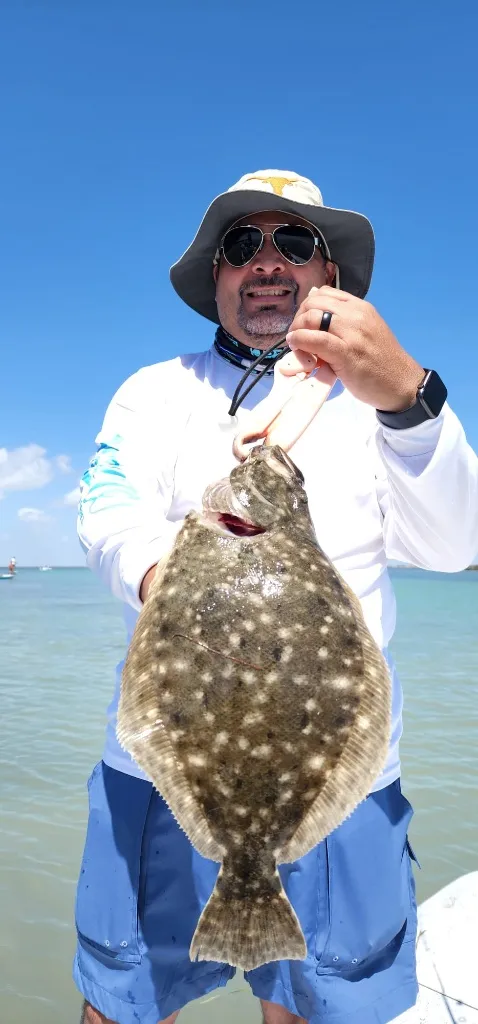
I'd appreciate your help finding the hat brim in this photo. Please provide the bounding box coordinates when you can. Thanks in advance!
[170,190,375,324]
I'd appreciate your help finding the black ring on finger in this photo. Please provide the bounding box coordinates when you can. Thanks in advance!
[320,310,333,332]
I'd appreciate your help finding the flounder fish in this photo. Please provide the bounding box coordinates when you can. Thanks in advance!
[117,445,391,971]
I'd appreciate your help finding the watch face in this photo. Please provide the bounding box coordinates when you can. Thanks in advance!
[418,370,447,418]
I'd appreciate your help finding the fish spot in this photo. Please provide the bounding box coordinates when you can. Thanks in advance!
[305,581,317,592]
[254,690,268,704]
[283,741,293,752]
[241,671,257,685]
[221,664,234,679]
[214,731,229,746]
[244,711,263,726]
[260,612,273,624]
[308,754,325,770]
[251,744,271,758]
[234,805,248,817]
[188,752,207,767]
[278,627,292,640]
[201,672,213,683]
[331,676,351,690]
[243,620,255,632]
[294,623,305,632]
[169,729,185,741]
[166,586,177,596]
[194,689,204,700]
[293,674,307,685]
[320,625,329,635]
[279,771,291,782]
[281,645,293,664]
[162,691,173,703]
[229,633,241,647]
[204,712,215,724]
[303,789,316,801]
[192,591,203,601]
[325,615,333,624]
[258,808,271,819]
[318,647,328,659]
[146,709,156,720]
[342,658,352,667]
[248,594,263,607]
[237,736,250,750]
[248,821,261,833]
[305,698,317,711]
[302,723,313,734]
[358,715,370,730]
[278,789,293,803]
[265,671,278,684]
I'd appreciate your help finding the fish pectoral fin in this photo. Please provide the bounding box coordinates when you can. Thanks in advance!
[116,707,222,863]
[190,859,306,971]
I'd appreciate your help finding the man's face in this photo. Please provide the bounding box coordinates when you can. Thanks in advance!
[214,210,335,349]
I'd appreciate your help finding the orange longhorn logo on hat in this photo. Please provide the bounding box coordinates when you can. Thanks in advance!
[243,175,299,196]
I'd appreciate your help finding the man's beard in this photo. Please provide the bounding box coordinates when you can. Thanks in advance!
[237,276,298,343]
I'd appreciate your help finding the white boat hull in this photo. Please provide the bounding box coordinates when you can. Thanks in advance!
[392,871,478,1023]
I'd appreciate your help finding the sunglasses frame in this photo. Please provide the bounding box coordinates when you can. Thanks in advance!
[214,222,330,269]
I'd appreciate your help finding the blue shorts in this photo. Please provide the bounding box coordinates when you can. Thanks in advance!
[73,762,418,1024]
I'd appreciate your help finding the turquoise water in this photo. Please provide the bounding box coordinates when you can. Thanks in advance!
[0,567,477,1023]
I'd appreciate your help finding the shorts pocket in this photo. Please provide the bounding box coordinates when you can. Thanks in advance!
[75,762,153,965]
[316,780,414,973]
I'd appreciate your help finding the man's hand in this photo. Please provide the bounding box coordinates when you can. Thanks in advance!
[286,285,424,412]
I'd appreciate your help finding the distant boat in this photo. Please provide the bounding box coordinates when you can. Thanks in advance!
[39,566,52,572]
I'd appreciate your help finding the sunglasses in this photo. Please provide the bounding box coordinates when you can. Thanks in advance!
[216,223,329,269]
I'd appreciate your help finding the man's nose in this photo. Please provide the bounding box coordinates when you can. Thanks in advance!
[250,234,287,275]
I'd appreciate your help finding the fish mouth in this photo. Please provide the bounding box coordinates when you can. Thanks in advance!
[217,513,266,537]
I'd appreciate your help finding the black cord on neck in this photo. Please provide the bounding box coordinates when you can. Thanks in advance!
[228,340,290,417]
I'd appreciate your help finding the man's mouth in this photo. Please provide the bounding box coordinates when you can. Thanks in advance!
[245,287,292,300]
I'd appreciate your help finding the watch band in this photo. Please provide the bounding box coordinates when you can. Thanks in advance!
[376,369,447,430]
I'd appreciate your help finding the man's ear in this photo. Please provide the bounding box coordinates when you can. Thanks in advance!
[326,261,337,287]
[213,263,219,284]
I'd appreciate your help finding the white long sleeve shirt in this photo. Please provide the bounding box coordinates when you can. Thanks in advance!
[78,345,478,790]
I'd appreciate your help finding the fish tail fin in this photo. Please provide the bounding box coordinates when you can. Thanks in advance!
[190,855,306,971]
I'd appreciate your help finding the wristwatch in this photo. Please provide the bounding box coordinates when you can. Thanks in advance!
[376,369,447,429]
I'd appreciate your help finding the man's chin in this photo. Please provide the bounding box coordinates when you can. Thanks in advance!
[239,312,292,347]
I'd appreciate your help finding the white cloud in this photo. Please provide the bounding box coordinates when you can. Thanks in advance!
[0,445,54,497]
[18,507,52,523]
[64,485,81,507]
[0,445,75,499]
[55,455,73,474]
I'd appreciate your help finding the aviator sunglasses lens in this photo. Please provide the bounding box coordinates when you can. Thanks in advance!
[273,225,316,264]
[222,226,263,267]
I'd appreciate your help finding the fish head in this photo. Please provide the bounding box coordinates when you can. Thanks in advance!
[203,444,312,534]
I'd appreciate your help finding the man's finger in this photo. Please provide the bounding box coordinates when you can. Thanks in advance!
[285,327,343,361]
[289,306,344,334]
[309,284,354,303]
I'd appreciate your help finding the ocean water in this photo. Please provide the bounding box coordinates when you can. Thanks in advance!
[0,567,477,1024]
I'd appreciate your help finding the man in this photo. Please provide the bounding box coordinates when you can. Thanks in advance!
[75,170,478,1024]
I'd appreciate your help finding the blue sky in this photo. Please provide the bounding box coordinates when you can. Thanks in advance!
[1,0,477,566]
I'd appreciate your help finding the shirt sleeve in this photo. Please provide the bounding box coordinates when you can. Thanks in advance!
[77,368,184,610]
[370,402,478,571]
